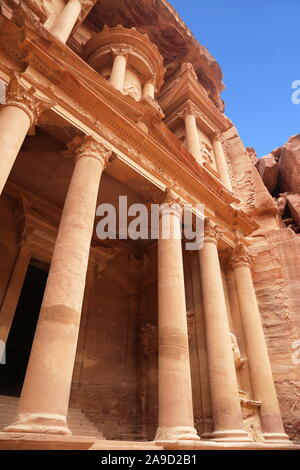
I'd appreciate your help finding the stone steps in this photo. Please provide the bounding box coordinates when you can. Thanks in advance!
[0,395,103,439]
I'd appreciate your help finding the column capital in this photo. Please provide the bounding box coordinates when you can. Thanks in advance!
[230,242,253,269]
[203,218,222,244]
[154,187,183,216]
[111,45,132,58]
[177,100,201,120]
[79,0,93,7]
[145,74,157,86]
[65,135,112,168]
[212,130,224,143]
[78,0,94,20]
[2,73,56,129]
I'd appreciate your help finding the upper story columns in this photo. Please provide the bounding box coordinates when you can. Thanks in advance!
[212,132,232,191]
[0,73,55,195]
[49,0,93,43]
[178,101,203,165]
[84,25,164,103]
[110,46,130,92]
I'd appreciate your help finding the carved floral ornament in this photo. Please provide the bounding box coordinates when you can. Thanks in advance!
[111,45,132,58]
[78,0,94,21]
[177,100,201,120]
[64,135,112,168]
[2,72,56,129]
[230,242,254,269]
[203,218,223,244]
[153,187,183,216]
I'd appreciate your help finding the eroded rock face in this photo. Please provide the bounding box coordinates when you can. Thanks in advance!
[256,135,300,233]
[279,135,300,193]
[225,128,300,441]
[286,194,300,228]
[257,154,279,194]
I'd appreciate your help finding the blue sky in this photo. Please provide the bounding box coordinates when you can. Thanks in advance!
[169,0,300,157]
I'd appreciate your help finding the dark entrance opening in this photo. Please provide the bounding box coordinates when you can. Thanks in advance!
[0,260,48,397]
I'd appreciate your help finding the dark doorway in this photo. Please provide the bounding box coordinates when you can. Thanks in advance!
[0,260,48,397]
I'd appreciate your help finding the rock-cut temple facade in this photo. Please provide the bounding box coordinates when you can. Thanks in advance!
[0,0,299,450]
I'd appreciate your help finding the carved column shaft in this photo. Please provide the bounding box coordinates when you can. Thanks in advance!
[198,220,248,441]
[179,102,202,164]
[4,136,111,435]
[212,134,232,191]
[231,244,289,442]
[143,81,155,100]
[110,49,128,92]
[50,0,84,43]
[156,192,199,441]
[0,74,55,195]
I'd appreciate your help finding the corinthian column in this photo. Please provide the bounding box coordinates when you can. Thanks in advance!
[110,47,129,92]
[155,189,199,441]
[178,101,203,164]
[198,219,248,441]
[212,133,232,191]
[143,76,156,100]
[230,243,289,442]
[0,73,55,195]
[50,0,93,43]
[4,136,111,435]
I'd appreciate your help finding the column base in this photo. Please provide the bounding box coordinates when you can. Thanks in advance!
[3,413,71,435]
[263,432,290,443]
[209,429,251,442]
[155,426,200,441]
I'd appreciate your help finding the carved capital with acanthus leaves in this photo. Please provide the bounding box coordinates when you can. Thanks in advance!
[2,72,56,131]
[153,187,183,217]
[177,100,201,120]
[64,135,112,168]
[212,130,224,143]
[203,218,222,244]
[111,45,132,58]
[78,0,94,20]
[230,242,254,269]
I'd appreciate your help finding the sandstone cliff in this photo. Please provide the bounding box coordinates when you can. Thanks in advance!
[224,129,300,441]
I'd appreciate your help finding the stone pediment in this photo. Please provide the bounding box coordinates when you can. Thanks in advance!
[160,63,230,134]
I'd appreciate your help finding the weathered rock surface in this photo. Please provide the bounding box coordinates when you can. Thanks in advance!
[225,127,300,441]
[286,194,300,227]
[256,154,278,193]
[279,134,300,193]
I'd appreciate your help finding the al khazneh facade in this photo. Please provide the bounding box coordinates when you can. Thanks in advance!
[0,0,299,450]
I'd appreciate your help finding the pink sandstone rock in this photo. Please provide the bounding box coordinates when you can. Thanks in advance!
[279,134,300,193]
[257,154,279,194]
[286,194,300,227]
